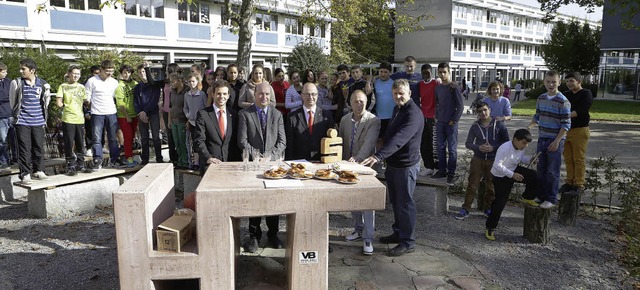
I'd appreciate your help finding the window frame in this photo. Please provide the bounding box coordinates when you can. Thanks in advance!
[124,0,164,18]
[50,0,101,11]
[178,1,209,23]
[454,37,466,51]
[255,11,277,32]
[485,40,496,53]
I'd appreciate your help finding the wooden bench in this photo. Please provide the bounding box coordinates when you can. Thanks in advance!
[376,170,449,216]
[15,166,141,218]
[0,158,68,201]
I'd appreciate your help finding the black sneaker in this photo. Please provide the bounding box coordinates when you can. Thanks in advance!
[379,234,400,244]
[431,171,447,179]
[110,159,127,168]
[559,183,572,193]
[67,167,77,176]
[446,174,455,186]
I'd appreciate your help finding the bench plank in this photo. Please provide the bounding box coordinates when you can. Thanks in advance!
[14,167,141,190]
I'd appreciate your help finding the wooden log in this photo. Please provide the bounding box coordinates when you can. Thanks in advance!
[523,206,551,244]
[558,189,581,226]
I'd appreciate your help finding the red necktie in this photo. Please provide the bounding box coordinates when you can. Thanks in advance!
[219,109,225,139]
[308,110,314,135]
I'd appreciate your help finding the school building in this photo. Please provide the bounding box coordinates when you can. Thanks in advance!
[0,0,331,71]
[598,0,640,100]
[395,0,601,89]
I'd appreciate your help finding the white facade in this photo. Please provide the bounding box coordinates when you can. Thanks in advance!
[0,0,331,69]
[396,0,600,86]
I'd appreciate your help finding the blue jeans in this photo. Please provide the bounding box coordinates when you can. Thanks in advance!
[92,114,120,163]
[436,121,458,174]
[536,137,565,204]
[385,162,420,248]
[0,117,11,165]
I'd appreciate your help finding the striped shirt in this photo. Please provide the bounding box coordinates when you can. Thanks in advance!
[533,92,571,139]
[16,79,45,127]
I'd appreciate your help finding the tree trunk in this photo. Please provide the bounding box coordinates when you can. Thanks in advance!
[235,0,254,70]
[558,189,581,226]
[523,206,551,244]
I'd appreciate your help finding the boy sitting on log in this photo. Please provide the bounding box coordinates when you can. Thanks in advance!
[485,129,538,241]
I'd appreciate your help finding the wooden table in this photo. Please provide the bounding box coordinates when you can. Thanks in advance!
[196,162,386,289]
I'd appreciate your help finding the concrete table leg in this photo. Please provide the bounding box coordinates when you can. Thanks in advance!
[286,211,329,290]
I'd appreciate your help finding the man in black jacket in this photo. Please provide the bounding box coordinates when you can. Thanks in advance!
[362,79,423,256]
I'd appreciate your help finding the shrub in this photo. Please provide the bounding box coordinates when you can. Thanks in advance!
[286,41,330,74]
[75,45,145,82]
[524,82,598,99]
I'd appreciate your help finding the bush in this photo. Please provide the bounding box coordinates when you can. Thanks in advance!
[286,41,330,74]
[524,83,598,99]
[75,45,145,82]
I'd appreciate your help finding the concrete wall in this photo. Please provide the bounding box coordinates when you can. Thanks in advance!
[395,0,453,62]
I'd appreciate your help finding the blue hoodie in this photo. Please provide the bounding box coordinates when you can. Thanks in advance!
[465,118,509,160]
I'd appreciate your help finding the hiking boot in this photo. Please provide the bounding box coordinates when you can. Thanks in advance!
[345,231,362,242]
[485,229,496,241]
[32,171,49,180]
[454,209,469,220]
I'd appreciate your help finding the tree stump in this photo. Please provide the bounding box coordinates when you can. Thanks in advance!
[558,189,581,226]
[476,180,486,211]
[523,206,551,244]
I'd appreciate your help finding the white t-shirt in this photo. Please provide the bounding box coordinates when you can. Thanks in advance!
[85,75,118,115]
[491,141,531,178]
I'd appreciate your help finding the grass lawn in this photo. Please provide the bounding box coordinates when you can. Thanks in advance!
[512,98,640,123]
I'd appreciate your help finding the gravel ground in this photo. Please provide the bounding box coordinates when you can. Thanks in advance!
[0,185,637,289]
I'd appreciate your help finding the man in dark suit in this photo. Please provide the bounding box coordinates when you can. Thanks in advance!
[237,82,287,253]
[286,82,334,161]
[193,80,239,175]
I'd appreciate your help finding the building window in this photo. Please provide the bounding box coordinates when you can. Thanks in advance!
[499,34,510,39]
[470,39,481,52]
[469,7,483,21]
[320,24,326,38]
[499,42,508,54]
[255,11,277,31]
[524,37,533,42]
[310,24,326,37]
[524,45,533,55]
[535,46,541,56]
[4,0,25,2]
[486,40,496,53]
[454,28,467,34]
[454,37,466,51]
[487,11,497,24]
[500,13,510,26]
[285,17,303,35]
[470,30,482,36]
[512,44,521,55]
[513,16,522,28]
[51,0,100,10]
[512,36,522,40]
[221,5,239,26]
[178,2,208,23]
[454,4,466,19]
[525,18,534,29]
[124,0,163,18]
[486,32,497,37]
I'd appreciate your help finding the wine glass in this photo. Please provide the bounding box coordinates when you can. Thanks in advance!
[242,148,250,171]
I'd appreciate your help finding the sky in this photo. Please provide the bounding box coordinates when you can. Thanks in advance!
[512,0,603,22]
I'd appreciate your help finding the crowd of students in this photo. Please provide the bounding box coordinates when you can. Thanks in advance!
[0,56,592,253]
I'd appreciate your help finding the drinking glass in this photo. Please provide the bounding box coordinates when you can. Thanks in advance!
[252,151,262,171]
[242,148,250,171]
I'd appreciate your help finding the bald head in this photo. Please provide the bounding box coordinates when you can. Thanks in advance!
[350,90,367,116]
[255,82,271,109]
[301,82,318,109]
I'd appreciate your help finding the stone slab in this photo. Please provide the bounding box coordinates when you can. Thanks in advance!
[370,259,414,289]
[28,174,132,218]
[392,246,474,277]
[412,276,448,290]
[0,174,28,201]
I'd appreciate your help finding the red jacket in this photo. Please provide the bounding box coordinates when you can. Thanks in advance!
[418,79,437,118]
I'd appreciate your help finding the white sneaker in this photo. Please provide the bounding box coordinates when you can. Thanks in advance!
[31,171,49,180]
[363,241,373,255]
[21,175,32,185]
[539,201,556,209]
[86,148,92,156]
[345,231,362,241]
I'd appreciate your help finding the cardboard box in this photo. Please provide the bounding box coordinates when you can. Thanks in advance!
[156,214,195,253]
